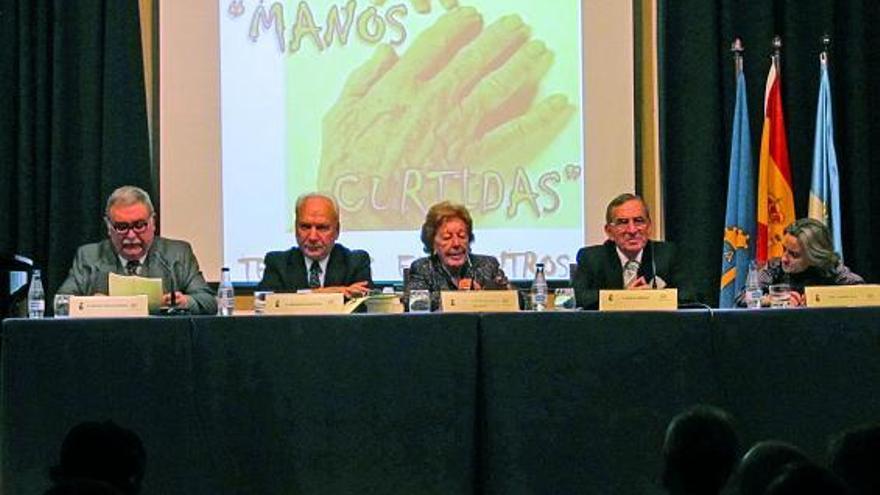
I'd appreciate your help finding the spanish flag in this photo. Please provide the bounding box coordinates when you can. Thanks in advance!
[756,59,795,262]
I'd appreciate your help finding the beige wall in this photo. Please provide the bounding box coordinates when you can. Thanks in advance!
[158,0,223,279]
[139,0,153,134]
[635,0,663,237]
[583,0,637,245]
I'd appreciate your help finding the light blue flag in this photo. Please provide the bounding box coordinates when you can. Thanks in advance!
[720,68,755,308]
[808,56,843,258]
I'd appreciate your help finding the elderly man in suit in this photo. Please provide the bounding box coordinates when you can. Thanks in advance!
[256,193,372,297]
[573,193,692,309]
[57,185,216,314]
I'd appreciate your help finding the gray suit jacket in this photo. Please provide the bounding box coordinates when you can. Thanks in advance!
[57,237,217,314]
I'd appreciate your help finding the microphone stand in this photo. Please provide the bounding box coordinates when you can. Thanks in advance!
[154,252,190,315]
[651,242,658,289]
[464,253,475,290]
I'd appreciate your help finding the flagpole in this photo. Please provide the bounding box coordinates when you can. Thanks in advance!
[809,33,844,257]
[731,37,744,74]
[821,33,831,64]
[757,34,795,262]
[772,35,782,72]
[720,37,755,307]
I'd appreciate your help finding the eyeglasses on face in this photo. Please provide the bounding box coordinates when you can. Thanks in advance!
[107,218,151,234]
[610,217,648,229]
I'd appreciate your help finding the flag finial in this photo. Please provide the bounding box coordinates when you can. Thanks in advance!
[820,34,831,63]
[771,36,783,70]
[731,38,744,73]
[731,38,744,54]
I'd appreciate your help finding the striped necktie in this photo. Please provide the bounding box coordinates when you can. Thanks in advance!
[623,260,639,287]
[126,260,140,276]
[308,261,322,288]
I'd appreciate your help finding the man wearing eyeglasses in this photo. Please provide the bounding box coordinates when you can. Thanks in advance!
[572,193,690,309]
[57,185,216,314]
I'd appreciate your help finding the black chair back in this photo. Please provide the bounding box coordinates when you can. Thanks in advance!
[1,254,33,319]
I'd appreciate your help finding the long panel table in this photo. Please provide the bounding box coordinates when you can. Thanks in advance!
[478,309,880,494]
[4,308,880,494]
[2,314,480,494]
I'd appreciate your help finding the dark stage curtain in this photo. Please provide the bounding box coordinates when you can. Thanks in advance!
[0,1,151,295]
[659,0,880,305]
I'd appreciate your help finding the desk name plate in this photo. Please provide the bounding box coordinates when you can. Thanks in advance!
[264,293,345,315]
[599,288,678,311]
[69,295,149,318]
[440,290,520,312]
[804,284,880,308]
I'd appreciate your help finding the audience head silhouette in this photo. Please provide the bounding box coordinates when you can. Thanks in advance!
[661,404,740,495]
[828,423,880,495]
[735,440,809,495]
[48,421,145,495]
[763,462,849,495]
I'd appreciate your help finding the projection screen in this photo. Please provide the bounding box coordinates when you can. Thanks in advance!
[159,0,636,283]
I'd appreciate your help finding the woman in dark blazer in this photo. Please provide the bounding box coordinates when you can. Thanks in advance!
[407,201,510,311]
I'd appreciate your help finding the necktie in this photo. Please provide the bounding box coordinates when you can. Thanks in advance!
[308,261,322,288]
[623,260,640,287]
[126,260,140,276]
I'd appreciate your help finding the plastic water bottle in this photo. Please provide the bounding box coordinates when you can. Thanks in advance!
[530,262,548,311]
[28,269,46,318]
[744,260,763,309]
[217,267,235,316]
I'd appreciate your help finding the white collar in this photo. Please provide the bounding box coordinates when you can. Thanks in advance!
[304,254,330,285]
[118,253,148,272]
[615,246,643,269]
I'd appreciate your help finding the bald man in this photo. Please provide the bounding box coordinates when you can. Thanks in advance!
[256,193,372,297]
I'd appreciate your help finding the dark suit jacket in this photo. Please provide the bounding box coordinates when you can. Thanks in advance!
[256,244,372,292]
[57,237,217,314]
[407,253,510,311]
[573,240,692,309]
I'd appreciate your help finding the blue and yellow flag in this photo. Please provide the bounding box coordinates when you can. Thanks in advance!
[808,54,843,257]
[720,67,755,308]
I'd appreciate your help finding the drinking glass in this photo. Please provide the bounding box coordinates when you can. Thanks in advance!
[769,284,791,308]
[53,294,70,318]
[554,288,576,310]
[408,289,431,313]
[253,291,272,315]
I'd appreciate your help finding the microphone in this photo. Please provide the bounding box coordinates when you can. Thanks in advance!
[153,251,187,314]
[464,253,475,290]
[651,241,658,289]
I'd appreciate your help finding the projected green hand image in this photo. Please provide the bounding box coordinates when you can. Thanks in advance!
[372,0,458,14]
[317,6,576,230]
